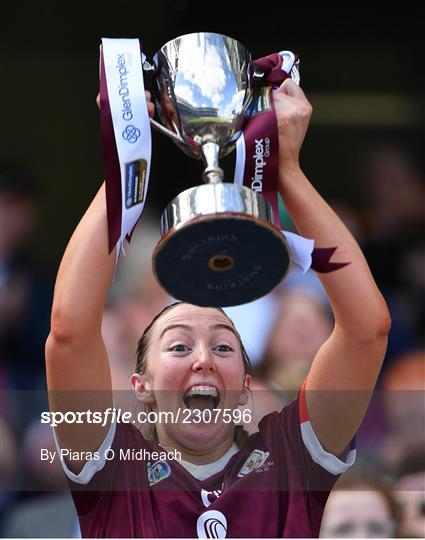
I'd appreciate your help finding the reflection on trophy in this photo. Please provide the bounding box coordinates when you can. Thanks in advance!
[147,32,291,307]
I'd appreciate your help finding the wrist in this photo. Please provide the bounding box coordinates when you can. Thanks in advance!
[278,160,303,189]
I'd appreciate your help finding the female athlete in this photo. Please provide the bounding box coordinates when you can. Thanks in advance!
[45,79,391,538]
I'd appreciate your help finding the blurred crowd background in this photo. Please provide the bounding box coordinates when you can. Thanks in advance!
[1,3,424,538]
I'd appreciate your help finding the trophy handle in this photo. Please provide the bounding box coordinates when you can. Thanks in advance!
[149,117,184,145]
[143,59,185,146]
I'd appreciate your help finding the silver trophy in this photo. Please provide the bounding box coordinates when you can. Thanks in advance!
[146,32,291,307]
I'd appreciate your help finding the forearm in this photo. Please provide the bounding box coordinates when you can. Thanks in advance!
[274,80,390,451]
[51,182,116,339]
[279,165,390,338]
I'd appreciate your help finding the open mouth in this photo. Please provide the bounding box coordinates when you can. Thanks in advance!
[183,385,221,410]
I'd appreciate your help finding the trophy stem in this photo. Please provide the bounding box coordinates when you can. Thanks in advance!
[201,141,224,184]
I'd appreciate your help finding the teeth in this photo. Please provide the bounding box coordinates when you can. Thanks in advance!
[185,385,218,398]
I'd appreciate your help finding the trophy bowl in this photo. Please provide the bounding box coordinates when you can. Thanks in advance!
[149,32,291,307]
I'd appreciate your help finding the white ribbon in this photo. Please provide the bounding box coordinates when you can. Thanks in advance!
[282,231,314,274]
[101,38,151,254]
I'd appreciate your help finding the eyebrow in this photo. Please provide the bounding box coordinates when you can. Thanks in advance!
[159,323,238,339]
[160,324,192,339]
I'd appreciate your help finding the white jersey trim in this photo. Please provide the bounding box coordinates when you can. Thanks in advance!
[178,442,239,481]
[55,422,239,484]
[53,421,117,485]
[300,420,356,475]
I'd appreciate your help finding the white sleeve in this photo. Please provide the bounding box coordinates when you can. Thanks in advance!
[300,420,356,475]
[52,421,117,485]
[298,382,356,475]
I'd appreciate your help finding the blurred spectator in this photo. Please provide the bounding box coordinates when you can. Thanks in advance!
[20,420,67,492]
[255,286,333,402]
[320,466,400,538]
[0,418,18,488]
[356,144,425,360]
[0,166,53,405]
[1,419,80,534]
[107,213,170,313]
[224,264,329,369]
[245,378,286,435]
[0,418,18,531]
[101,299,161,410]
[379,349,425,470]
[393,448,425,538]
[2,492,79,538]
[358,144,424,241]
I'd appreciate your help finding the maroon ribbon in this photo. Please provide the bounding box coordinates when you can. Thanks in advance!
[99,47,122,253]
[240,91,280,225]
[246,53,350,274]
[240,53,297,228]
[251,53,299,86]
[311,247,351,273]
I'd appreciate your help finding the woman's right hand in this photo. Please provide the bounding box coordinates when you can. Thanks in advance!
[96,90,155,118]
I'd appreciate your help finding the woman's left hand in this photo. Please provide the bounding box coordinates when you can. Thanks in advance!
[273,79,313,174]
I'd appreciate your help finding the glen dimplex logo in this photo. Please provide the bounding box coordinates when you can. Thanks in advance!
[251,137,270,192]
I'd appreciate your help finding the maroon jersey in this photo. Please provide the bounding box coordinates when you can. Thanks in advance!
[62,389,355,538]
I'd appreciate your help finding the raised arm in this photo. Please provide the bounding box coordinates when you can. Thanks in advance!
[45,93,154,469]
[45,183,115,464]
[274,80,391,456]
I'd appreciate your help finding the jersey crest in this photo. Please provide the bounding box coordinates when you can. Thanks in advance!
[237,449,270,477]
[146,460,171,486]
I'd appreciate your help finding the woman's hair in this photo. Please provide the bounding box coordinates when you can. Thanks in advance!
[327,466,401,537]
[134,302,252,446]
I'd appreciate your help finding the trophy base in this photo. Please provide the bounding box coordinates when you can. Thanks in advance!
[153,214,290,307]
